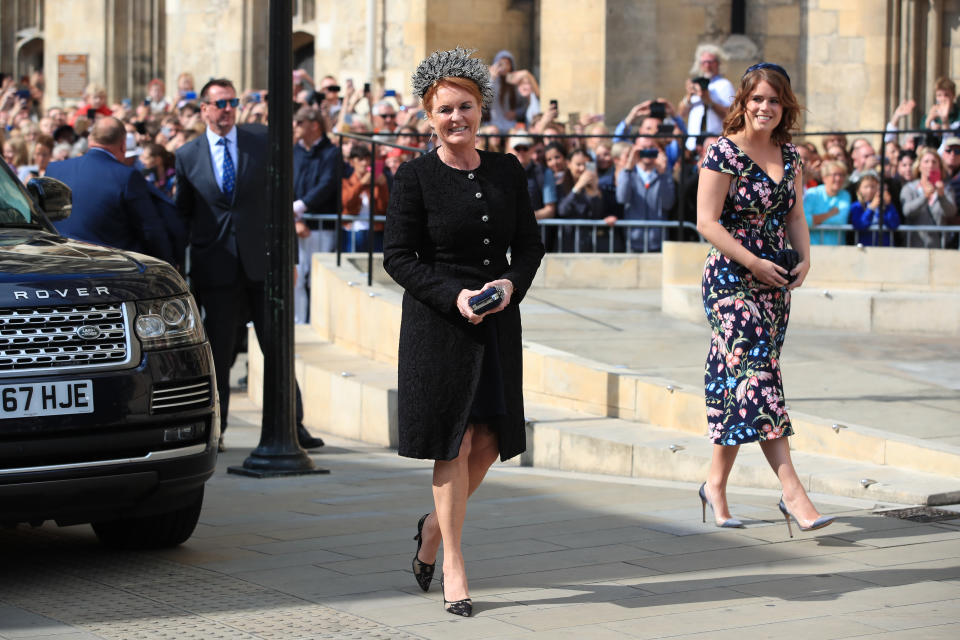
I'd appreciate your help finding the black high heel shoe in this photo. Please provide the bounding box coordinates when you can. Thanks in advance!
[412,513,435,592]
[440,576,473,617]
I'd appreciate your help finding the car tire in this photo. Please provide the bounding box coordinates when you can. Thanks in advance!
[91,487,204,549]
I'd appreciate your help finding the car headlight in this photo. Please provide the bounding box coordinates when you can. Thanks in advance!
[134,295,205,349]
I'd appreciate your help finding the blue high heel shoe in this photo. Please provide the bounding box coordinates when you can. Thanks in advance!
[699,483,745,528]
[777,498,835,538]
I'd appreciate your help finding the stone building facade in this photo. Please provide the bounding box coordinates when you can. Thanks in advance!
[0,0,957,134]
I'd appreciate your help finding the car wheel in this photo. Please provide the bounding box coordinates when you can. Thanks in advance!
[92,487,204,549]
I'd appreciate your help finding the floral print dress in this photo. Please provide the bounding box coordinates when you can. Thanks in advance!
[701,137,800,445]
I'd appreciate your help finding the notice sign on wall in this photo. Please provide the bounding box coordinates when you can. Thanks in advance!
[58,54,88,99]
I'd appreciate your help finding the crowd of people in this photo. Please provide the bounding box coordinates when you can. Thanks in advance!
[2,46,959,327]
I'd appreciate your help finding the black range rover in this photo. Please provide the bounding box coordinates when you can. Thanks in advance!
[0,165,217,548]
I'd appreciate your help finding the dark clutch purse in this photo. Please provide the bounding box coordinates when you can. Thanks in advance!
[734,248,800,285]
[468,286,504,314]
[775,249,800,284]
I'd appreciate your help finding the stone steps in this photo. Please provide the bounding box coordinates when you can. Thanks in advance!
[247,327,960,506]
[520,341,960,481]
[522,404,960,506]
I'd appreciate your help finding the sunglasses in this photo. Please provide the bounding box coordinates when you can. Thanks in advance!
[945,147,960,154]
[381,113,397,119]
[513,145,530,152]
[207,98,240,109]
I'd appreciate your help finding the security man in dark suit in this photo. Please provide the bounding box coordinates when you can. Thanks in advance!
[46,117,174,264]
[175,78,323,451]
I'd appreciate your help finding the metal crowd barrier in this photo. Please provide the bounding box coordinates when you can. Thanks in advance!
[810,224,960,249]
[304,213,960,255]
[322,127,960,285]
[538,219,700,253]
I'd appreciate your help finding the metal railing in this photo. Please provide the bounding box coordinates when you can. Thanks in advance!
[538,219,700,253]
[311,127,960,285]
[810,223,960,249]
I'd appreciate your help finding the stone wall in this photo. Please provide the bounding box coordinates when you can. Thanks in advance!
[164,0,249,94]
[539,0,606,118]
[545,0,805,131]
[305,0,532,105]
[43,0,109,103]
[802,0,887,132]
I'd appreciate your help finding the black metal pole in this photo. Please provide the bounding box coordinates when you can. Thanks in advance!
[230,0,327,478]
[877,130,886,245]
[368,140,376,286]
[677,134,686,241]
[336,135,344,266]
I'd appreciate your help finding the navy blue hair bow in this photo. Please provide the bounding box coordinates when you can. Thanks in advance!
[743,62,791,84]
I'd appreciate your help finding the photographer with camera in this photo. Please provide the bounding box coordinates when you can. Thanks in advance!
[614,99,683,171]
[616,119,676,252]
[678,45,735,152]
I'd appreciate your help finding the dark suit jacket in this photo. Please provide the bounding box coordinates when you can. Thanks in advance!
[175,127,268,287]
[46,148,174,263]
[146,182,187,269]
[293,136,340,228]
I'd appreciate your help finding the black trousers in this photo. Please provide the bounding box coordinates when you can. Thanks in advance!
[196,272,303,432]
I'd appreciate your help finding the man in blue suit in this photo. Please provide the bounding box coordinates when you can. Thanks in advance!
[176,78,322,451]
[45,117,174,264]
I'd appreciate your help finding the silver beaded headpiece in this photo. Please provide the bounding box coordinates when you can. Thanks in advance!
[411,47,493,108]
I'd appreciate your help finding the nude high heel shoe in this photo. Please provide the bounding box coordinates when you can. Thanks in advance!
[699,483,745,528]
[778,498,835,538]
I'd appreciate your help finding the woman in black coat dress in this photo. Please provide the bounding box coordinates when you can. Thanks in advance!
[383,48,545,617]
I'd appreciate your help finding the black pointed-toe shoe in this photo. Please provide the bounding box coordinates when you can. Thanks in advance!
[412,513,435,592]
[440,577,472,617]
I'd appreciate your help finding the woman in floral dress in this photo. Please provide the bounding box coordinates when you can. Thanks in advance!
[696,63,834,535]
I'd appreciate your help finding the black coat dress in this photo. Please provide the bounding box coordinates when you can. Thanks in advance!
[383,149,545,461]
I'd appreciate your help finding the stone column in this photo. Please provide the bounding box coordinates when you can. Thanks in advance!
[926,0,943,98]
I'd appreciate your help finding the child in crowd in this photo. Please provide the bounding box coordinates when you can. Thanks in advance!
[849,171,899,246]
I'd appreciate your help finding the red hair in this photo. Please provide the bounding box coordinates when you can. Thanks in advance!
[422,77,483,114]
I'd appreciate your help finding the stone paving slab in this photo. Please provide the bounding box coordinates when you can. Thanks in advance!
[1,395,959,639]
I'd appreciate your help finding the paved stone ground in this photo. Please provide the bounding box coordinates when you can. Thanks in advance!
[1,394,959,639]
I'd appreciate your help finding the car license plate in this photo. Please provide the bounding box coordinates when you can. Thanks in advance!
[0,381,94,419]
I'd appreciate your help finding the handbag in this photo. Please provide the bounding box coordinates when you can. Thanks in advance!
[774,248,800,284]
[734,247,800,285]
